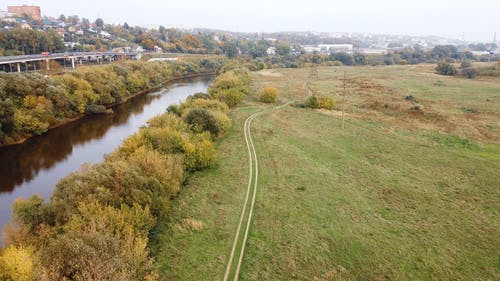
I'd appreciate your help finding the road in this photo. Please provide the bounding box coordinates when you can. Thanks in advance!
[0,51,140,64]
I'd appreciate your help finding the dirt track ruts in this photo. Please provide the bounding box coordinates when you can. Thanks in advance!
[222,110,261,281]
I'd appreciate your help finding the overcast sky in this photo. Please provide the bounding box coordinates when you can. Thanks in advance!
[2,0,499,42]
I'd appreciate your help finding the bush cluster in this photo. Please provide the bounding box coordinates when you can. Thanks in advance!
[462,67,479,79]
[258,87,279,103]
[435,61,458,76]
[0,58,227,145]
[0,67,244,280]
[208,66,250,107]
[305,95,336,110]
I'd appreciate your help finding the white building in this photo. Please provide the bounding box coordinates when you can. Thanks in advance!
[302,44,354,54]
[302,45,320,53]
[0,10,14,18]
[266,47,276,56]
[318,44,354,54]
[153,45,163,53]
[100,30,111,38]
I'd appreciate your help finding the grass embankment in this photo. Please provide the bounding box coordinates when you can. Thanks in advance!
[155,64,499,280]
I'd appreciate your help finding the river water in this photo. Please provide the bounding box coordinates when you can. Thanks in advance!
[0,76,213,240]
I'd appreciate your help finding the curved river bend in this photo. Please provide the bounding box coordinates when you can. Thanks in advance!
[0,76,213,240]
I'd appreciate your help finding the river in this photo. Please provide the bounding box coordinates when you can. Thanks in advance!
[0,76,213,241]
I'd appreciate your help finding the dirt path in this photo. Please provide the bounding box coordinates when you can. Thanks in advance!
[223,110,261,281]
[223,78,293,281]
[224,106,293,281]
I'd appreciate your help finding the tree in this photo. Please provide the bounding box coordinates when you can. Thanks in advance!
[222,42,238,58]
[184,108,220,136]
[431,45,458,60]
[82,18,91,29]
[435,61,458,76]
[276,42,291,56]
[462,67,479,79]
[353,53,366,65]
[0,245,39,281]
[0,98,15,137]
[259,87,279,103]
[0,28,64,55]
[249,40,270,58]
[67,15,79,25]
[332,52,354,65]
[460,61,472,69]
[95,18,104,28]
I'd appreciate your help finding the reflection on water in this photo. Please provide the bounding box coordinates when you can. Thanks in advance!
[0,94,154,193]
[0,76,212,234]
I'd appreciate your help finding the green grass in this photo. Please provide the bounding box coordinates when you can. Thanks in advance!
[150,108,254,280]
[152,65,500,280]
[242,108,499,280]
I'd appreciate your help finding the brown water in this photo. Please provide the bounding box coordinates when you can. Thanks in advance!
[0,76,212,240]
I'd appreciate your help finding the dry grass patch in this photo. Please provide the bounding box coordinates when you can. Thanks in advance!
[170,218,206,233]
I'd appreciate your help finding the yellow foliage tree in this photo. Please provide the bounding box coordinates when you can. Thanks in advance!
[0,245,39,281]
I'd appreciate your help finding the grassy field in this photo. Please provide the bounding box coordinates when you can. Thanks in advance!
[152,64,500,280]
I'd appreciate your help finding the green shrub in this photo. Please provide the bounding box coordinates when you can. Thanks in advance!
[42,202,157,281]
[166,104,181,116]
[316,97,336,109]
[209,110,232,134]
[147,113,188,131]
[183,108,221,136]
[13,110,49,136]
[188,92,211,100]
[208,67,249,107]
[141,127,185,154]
[259,87,279,103]
[305,95,335,110]
[86,104,108,114]
[461,67,479,79]
[435,62,458,76]
[182,132,217,171]
[211,88,244,107]
[0,245,39,281]
[179,98,229,114]
[12,195,54,232]
[460,60,472,69]
[305,95,318,108]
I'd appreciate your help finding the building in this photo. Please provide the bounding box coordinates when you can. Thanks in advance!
[0,10,14,19]
[266,47,276,56]
[153,45,163,53]
[318,44,354,54]
[302,45,321,53]
[302,44,354,54]
[7,5,41,20]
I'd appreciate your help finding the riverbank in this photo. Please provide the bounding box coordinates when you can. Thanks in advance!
[0,72,216,148]
[0,76,214,240]
[0,66,251,280]
[0,58,226,147]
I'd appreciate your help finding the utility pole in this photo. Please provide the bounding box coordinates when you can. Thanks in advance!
[489,32,496,63]
[341,71,347,132]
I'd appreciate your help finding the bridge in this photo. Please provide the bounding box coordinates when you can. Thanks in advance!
[0,51,142,72]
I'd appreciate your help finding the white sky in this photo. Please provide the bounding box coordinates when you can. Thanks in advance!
[2,0,499,42]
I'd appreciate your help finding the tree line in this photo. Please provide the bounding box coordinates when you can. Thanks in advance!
[0,58,227,146]
[0,28,65,56]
